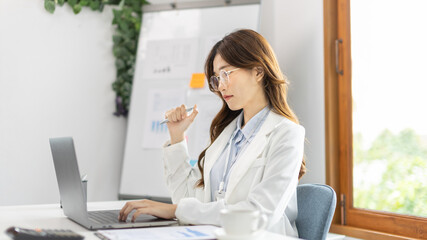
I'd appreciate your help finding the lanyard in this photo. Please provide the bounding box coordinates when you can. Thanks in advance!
[217,136,240,196]
[216,108,270,200]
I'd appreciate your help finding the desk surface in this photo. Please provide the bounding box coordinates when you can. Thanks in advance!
[0,201,297,240]
[0,201,125,240]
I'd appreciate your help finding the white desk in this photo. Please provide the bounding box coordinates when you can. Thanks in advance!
[0,201,298,240]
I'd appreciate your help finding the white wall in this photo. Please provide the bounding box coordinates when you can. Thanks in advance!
[260,0,326,184]
[0,0,127,206]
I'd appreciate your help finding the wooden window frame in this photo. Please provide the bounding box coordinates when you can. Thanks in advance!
[324,0,427,239]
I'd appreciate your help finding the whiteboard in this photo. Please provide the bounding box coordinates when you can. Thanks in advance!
[119,3,260,199]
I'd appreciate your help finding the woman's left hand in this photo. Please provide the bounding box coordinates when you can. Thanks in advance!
[118,199,177,222]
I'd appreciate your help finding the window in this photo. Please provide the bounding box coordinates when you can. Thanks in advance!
[324,0,427,238]
[351,0,427,219]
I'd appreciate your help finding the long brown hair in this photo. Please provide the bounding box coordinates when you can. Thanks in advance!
[196,29,306,188]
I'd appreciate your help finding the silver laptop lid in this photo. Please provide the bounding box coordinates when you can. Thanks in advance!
[50,137,89,225]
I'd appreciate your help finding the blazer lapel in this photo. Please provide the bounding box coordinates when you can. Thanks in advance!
[225,111,284,198]
[202,117,238,202]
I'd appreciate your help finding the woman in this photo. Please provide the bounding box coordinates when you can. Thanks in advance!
[119,29,306,237]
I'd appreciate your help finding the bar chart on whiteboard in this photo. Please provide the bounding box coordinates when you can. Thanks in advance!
[141,88,186,149]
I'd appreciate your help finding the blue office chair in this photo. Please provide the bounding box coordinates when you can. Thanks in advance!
[296,184,337,240]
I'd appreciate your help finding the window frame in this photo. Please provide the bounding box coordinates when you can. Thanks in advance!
[324,0,427,239]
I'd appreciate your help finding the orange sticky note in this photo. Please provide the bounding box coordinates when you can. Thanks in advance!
[189,73,205,88]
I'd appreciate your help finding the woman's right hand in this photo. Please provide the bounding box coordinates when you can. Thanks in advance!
[165,104,198,144]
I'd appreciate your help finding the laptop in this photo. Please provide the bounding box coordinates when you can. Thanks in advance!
[49,137,177,230]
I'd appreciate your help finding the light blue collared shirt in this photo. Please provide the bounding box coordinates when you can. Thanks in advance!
[210,106,270,200]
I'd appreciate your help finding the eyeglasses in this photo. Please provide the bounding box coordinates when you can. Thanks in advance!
[209,68,240,91]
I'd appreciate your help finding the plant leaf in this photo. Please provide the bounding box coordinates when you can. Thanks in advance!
[44,0,56,13]
[68,0,77,6]
[99,2,105,11]
[115,59,126,70]
[118,21,129,32]
[118,0,124,9]
[80,0,89,6]
[73,4,82,14]
[112,81,120,91]
[112,35,123,44]
[57,0,65,6]
[90,0,100,10]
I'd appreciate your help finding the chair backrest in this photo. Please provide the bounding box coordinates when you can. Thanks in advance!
[296,184,337,240]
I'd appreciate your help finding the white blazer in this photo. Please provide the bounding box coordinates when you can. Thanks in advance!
[162,110,305,237]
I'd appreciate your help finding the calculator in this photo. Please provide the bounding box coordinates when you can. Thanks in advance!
[5,226,84,240]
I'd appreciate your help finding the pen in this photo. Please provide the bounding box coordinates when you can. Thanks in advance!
[160,107,194,124]
[94,232,110,240]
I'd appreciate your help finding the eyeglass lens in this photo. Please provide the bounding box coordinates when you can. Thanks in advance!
[210,70,229,90]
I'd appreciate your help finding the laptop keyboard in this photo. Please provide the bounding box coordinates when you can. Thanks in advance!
[88,210,123,224]
[88,210,163,224]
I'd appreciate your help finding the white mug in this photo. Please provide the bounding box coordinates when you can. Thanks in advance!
[220,209,268,236]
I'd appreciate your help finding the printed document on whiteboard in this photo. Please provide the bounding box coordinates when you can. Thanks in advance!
[141,38,198,80]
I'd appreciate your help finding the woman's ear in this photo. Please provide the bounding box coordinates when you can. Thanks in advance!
[254,66,264,82]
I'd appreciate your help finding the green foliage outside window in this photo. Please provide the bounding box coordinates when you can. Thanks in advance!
[44,0,149,117]
[353,129,427,217]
